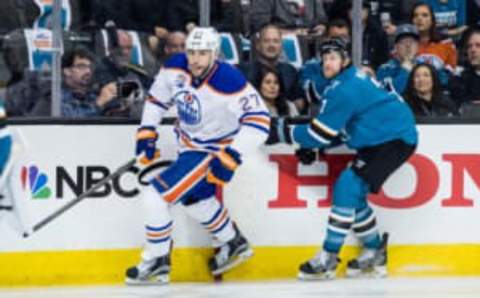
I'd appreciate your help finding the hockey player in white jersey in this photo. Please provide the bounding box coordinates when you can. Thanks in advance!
[125,27,270,285]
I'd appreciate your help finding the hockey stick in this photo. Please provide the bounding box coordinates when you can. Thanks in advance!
[24,158,137,238]
[137,160,173,185]
[24,158,174,238]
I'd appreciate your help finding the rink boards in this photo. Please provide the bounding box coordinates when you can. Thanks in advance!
[0,124,480,285]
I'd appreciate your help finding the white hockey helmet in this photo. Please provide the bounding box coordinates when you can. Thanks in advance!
[186,27,221,56]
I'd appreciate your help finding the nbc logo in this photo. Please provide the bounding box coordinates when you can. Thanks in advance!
[21,165,52,199]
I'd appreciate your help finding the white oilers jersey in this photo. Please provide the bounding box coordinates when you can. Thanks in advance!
[141,53,270,153]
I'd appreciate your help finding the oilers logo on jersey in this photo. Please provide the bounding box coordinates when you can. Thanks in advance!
[175,91,202,125]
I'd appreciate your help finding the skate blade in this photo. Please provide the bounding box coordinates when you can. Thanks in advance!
[297,270,336,281]
[125,275,169,286]
[346,266,387,279]
[211,248,254,276]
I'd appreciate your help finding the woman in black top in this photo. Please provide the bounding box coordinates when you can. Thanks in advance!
[254,65,298,117]
[403,63,458,117]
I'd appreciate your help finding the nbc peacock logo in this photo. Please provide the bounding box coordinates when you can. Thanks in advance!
[21,165,52,199]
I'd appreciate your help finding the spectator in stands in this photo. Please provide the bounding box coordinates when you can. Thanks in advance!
[60,48,117,117]
[28,47,121,117]
[117,30,134,65]
[347,0,390,70]
[403,63,457,117]
[114,29,162,78]
[249,0,328,35]
[90,0,128,29]
[421,0,467,39]
[411,2,458,72]
[326,18,351,43]
[377,24,420,93]
[326,1,413,44]
[96,29,153,90]
[155,31,187,68]
[115,29,159,78]
[372,0,417,29]
[449,29,480,108]
[62,47,116,117]
[166,0,198,32]
[328,0,415,35]
[239,24,305,112]
[467,0,480,27]
[164,31,187,58]
[254,66,298,116]
[212,0,248,34]
[5,70,51,117]
[0,0,38,34]
[166,0,243,34]
[127,0,170,35]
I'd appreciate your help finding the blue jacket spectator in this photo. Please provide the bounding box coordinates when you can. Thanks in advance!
[378,24,450,93]
[377,24,419,93]
[60,88,100,117]
[28,47,120,117]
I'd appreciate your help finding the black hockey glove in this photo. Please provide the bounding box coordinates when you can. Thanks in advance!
[266,117,312,145]
[295,148,317,165]
[265,117,293,145]
[329,130,348,148]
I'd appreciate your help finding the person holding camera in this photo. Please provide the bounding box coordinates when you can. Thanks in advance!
[29,46,136,117]
[60,47,117,117]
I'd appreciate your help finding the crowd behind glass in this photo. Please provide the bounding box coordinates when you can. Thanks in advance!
[0,0,479,119]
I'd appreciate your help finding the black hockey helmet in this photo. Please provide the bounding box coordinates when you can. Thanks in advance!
[318,37,350,59]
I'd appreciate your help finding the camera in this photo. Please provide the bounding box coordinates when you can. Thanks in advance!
[117,79,141,99]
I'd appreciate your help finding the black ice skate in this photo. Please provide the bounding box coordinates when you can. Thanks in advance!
[298,251,340,280]
[346,233,389,278]
[125,255,170,285]
[209,227,253,276]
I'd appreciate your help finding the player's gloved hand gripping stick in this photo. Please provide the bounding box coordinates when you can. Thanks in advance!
[207,147,242,186]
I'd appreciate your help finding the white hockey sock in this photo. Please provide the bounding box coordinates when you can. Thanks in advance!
[182,197,236,244]
[141,186,173,261]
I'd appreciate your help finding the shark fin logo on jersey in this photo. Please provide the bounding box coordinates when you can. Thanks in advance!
[175,91,202,125]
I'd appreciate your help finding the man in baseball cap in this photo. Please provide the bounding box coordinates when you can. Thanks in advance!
[394,24,420,43]
[377,24,420,93]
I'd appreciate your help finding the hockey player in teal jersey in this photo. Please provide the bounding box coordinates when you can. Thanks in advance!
[267,37,418,280]
[0,99,31,236]
[0,99,12,209]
